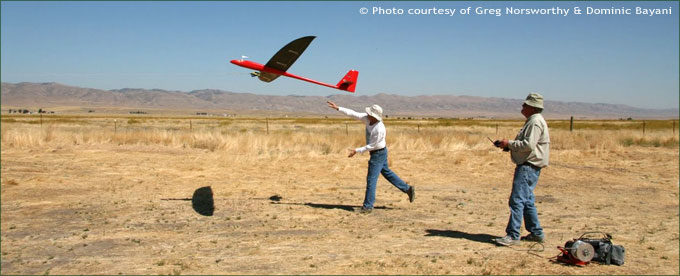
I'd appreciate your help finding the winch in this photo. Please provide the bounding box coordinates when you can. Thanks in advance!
[557,239,595,266]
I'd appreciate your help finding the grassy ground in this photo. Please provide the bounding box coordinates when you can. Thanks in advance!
[1,115,678,275]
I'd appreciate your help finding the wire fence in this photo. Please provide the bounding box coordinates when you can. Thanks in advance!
[2,114,678,136]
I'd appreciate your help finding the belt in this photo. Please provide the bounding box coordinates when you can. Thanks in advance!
[521,162,540,170]
[370,148,386,153]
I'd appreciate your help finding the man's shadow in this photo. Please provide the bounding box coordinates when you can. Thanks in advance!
[425,229,499,245]
[271,201,394,212]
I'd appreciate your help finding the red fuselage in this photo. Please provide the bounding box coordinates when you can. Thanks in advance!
[230,59,338,90]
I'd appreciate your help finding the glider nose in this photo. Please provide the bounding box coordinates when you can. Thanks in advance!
[230,59,240,65]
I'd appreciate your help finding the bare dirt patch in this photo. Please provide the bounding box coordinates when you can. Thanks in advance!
[1,119,678,274]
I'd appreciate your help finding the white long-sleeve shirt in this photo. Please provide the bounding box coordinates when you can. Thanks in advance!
[509,113,550,168]
[337,107,386,153]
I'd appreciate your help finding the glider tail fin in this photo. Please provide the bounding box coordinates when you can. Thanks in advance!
[336,70,359,93]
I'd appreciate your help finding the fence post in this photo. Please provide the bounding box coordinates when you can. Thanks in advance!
[346,123,348,136]
[266,118,269,135]
[673,121,675,136]
[40,113,43,129]
[642,121,645,136]
[190,120,192,131]
[570,116,574,132]
[114,119,117,133]
[496,123,498,135]
[418,124,420,133]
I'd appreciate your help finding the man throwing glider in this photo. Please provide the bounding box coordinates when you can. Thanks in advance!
[327,101,415,213]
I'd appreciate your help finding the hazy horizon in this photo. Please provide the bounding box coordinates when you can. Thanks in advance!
[2,1,678,109]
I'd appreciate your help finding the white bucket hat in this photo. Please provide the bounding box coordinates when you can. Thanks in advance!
[365,104,383,121]
[524,93,544,109]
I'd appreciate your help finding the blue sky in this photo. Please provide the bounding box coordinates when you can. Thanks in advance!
[1,1,678,109]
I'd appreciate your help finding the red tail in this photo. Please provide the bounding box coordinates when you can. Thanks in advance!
[336,70,358,93]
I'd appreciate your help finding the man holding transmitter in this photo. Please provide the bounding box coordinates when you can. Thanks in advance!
[492,93,550,246]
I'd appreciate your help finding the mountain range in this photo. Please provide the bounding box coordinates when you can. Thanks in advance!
[1,82,677,119]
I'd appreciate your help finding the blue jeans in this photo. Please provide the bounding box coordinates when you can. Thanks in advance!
[363,148,411,209]
[505,164,544,239]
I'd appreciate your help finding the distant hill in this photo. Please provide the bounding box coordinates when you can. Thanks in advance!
[1,82,677,119]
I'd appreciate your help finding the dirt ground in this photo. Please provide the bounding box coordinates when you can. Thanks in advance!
[1,138,678,274]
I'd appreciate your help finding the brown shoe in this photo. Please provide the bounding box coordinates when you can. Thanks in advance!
[355,207,372,214]
[521,233,545,243]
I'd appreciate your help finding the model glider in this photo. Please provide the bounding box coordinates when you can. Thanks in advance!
[230,36,358,93]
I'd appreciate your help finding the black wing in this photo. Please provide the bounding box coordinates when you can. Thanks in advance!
[258,36,316,83]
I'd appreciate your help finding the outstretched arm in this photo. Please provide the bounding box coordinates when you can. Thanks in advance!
[327,101,367,122]
[327,101,339,111]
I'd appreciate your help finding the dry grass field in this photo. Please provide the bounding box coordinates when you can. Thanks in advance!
[1,114,678,275]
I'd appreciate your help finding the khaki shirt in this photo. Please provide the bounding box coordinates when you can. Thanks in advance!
[509,113,550,168]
